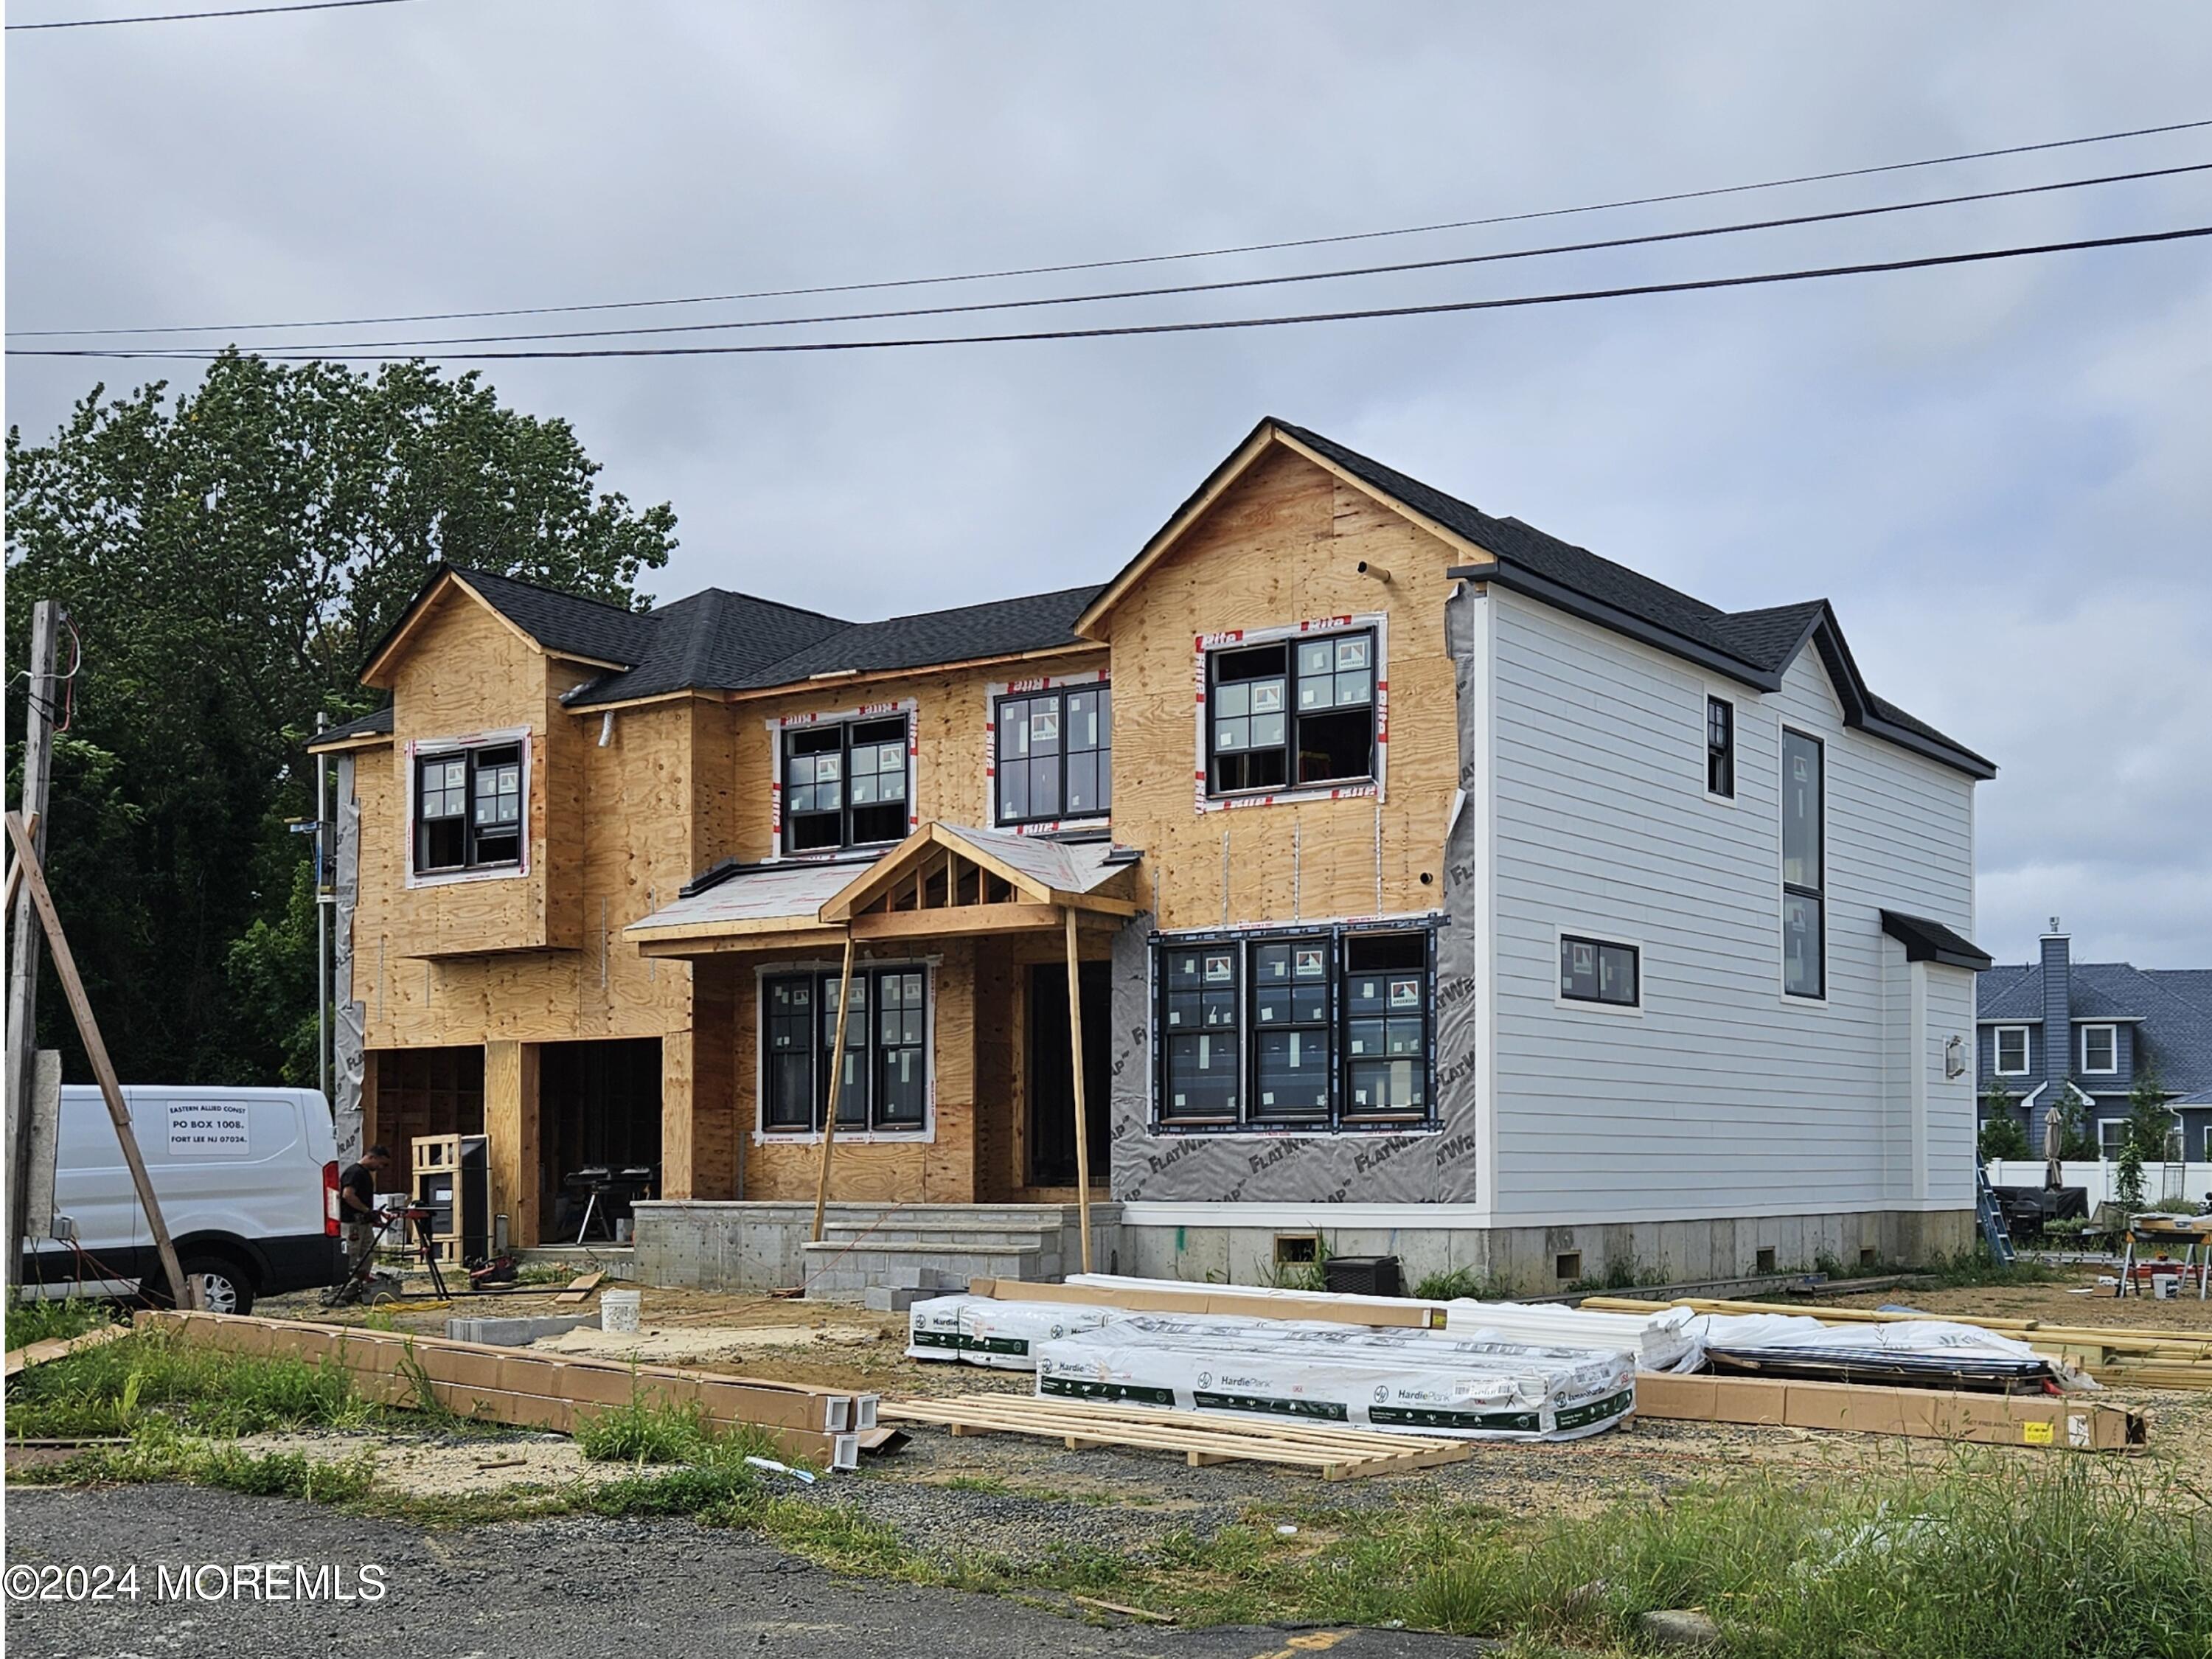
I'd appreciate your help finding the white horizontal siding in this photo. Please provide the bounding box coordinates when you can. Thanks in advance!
[1485,591,1977,1224]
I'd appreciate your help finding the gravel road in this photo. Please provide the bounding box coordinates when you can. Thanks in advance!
[4,1486,1495,1658]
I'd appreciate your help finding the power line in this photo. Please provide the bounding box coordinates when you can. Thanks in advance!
[14,116,2211,338]
[168,160,2212,352]
[15,223,2205,363]
[7,0,425,29]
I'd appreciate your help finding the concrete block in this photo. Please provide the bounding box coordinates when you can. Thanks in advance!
[443,1314,591,1347]
[863,1286,928,1312]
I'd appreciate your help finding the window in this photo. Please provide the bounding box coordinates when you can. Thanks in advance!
[1994,1026,2030,1076]
[2098,1117,2126,1159]
[2081,1024,2118,1074]
[414,743,523,874]
[995,684,1111,825]
[1780,728,1824,998]
[782,716,909,855]
[1156,925,1434,1130]
[1706,697,1734,798]
[1207,629,1376,796]
[760,966,929,1133]
[1559,935,1640,1008]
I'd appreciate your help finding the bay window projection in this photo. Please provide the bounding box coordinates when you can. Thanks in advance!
[414,742,522,874]
[1781,728,1824,999]
[761,967,928,1133]
[783,715,910,855]
[1208,629,1376,796]
[1156,925,1434,1130]
[996,684,1112,825]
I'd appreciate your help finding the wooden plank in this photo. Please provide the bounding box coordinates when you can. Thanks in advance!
[554,1270,604,1304]
[4,812,191,1308]
[848,903,1065,940]
[883,1394,1470,1478]
[3,1321,129,1377]
[810,933,858,1243]
[969,1275,1446,1330]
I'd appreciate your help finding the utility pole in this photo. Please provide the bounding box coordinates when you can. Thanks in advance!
[315,712,329,1103]
[6,601,61,1292]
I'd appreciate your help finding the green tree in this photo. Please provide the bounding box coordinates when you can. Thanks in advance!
[1978,1077,2028,1163]
[2112,1064,2175,1212]
[6,352,676,1086]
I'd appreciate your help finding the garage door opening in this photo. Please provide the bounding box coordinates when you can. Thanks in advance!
[538,1038,663,1242]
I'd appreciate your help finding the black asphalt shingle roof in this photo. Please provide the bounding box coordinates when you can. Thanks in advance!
[310,705,394,745]
[449,567,661,667]
[718,584,1102,690]
[566,588,852,708]
[1978,960,2212,1105]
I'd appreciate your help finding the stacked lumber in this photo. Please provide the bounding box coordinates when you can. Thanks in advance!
[4,1323,129,1377]
[136,1310,868,1469]
[1581,1296,2212,1391]
[882,1393,1472,1481]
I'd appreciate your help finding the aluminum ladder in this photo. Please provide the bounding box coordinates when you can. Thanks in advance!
[1975,1167,2017,1267]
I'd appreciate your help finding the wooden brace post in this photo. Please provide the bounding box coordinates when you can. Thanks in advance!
[1065,905,1093,1275]
[810,931,858,1245]
[4,811,193,1308]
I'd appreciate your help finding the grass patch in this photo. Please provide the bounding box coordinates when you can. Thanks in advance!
[6,1327,373,1440]
[574,1393,793,1475]
[1412,1267,1518,1302]
[5,1295,118,1352]
[13,1426,376,1506]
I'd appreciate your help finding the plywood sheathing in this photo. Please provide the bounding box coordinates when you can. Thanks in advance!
[1092,446,1461,931]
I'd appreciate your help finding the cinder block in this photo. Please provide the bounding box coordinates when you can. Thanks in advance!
[863,1285,926,1312]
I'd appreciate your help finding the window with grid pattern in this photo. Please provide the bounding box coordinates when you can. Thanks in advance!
[415,744,523,874]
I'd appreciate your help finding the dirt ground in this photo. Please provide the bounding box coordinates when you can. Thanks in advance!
[248,1265,2212,1514]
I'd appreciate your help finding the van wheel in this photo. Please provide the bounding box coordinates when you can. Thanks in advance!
[176,1258,255,1316]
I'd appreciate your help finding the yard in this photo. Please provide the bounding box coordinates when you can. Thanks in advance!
[6,1266,2209,1658]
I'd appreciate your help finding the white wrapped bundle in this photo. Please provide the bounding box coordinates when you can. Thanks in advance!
[956,1299,1121,1370]
[1034,1312,1635,1441]
[905,1294,976,1363]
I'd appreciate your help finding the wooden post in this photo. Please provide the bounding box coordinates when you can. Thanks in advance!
[484,1040,541,1246]
[6,599,59,1290]
[1064,905,1093,1276]
[810,931,857,1245]
[4,811,192,1308]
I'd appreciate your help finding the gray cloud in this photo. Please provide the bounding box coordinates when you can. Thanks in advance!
[7,0,2208,965]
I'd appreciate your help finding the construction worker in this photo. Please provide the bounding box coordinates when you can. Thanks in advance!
[337,1144,393,1271]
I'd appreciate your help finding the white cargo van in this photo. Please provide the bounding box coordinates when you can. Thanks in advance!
[21,1085,342,1315]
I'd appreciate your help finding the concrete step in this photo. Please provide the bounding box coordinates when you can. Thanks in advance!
[818,1226,1057,1249]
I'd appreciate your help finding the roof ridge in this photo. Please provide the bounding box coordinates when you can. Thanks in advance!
[449,562,654,619]
[655,585,853,628]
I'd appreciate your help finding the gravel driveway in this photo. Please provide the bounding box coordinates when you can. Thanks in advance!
[4,1486,1497,1658]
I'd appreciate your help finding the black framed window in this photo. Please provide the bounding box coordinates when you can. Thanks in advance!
[1207,629,1376,797]
[1781,728,1824,998]
[1706,697,1734,798]
[783,716,910,855]
[995,684,1112,825]
[761,965,929,1133]
[1559,935,1640,1007]
[1156,924,1435,1131]
[415,743,523,874]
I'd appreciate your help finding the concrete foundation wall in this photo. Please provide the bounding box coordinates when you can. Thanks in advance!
[633,1197,1969,1297]
[1121,1208,1976,1295]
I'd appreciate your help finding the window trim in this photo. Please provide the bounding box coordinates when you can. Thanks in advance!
[2098,1116,2126,1160]
[1704,694,1736,801]
[403,728,532,889]
[1192,614,1391,813]
[767,700,918,860]
[1555,928,1644,1015]
[990,676,1113,830]
[1150,918,1440,1135]
[2079,1023,2119,1075]
[1778,723,1827,1004]
[1993,1025,2031,1077]
[752,959,936,1144]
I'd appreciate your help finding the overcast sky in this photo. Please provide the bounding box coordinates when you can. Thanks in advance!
[7,1,2208,967]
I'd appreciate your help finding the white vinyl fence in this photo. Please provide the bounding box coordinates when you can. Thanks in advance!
[1986,1160,2212,1212]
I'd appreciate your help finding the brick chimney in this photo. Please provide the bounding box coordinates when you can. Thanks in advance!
[2039,919,2072,1085]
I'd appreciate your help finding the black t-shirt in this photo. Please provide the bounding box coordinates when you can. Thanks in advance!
[338,1163,380,1220]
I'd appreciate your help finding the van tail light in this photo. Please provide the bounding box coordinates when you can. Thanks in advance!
[324,1161,341,1235]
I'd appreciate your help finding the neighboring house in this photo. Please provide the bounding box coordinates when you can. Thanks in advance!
[1978,927,2212,1166]
[310,417,1994,1293]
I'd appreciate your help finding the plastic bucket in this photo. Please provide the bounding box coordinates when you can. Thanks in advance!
[600,1287,642,1332]
[2151,1273,2179,1301]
